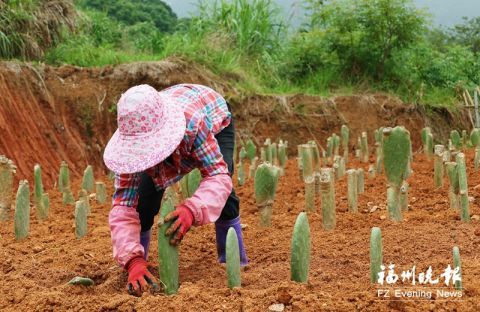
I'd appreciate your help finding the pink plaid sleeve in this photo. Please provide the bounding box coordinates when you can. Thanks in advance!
[112,173,141,209]
[190,117,229,177]
[182,116,232,225]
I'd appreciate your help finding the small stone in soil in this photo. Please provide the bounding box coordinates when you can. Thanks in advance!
[471,215,479,221]
[33,246,44,253]
[474,228,480,236]
[370,206,378,213]
[269,303,285,312]
[380,215,386,220]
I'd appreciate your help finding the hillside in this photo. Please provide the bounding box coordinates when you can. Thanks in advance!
[0,58,471,184]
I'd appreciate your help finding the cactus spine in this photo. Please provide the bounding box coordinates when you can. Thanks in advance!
[455,153,470,221]
[452,246,462,291]
[34,164,48,221]
[356,168,365,194]
[341,125,350,162]
[383,127,410,222]
[361,132,369,163]
[82,165,94,193]
[370,227,383,283]
[14,180,30,240]
[157,196,179,295]
[320,168,335,230]
[75,200,88,238]
[290,212,311,283]
[434,145,445,188]
[95,182,107,204]
[0,156,16,221]
[226,227,241,289]
[347,170,358,213]
[254,163,280,226]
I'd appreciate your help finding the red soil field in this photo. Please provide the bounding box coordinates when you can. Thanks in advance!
[1,150,479,311]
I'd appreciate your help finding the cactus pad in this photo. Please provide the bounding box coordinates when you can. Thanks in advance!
[158,197,179,295]
[452,246,462,291]
[75,200,88,239]
[226,227,241,289]
[370,227,383,283]
[450,130,462,149]
[290,212,311,283]
[95,182,107,204]
[246,139,257,161]
[383,127,410,188]
[14,180,30,240]
[82,165,95,193]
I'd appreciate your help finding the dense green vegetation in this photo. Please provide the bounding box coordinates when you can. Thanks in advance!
[0,0,76,59]
[1,0,479,106]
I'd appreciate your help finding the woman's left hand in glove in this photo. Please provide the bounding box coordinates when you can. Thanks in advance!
[164,204,194,246]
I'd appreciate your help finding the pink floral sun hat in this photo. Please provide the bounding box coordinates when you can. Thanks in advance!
[103,84,186,174]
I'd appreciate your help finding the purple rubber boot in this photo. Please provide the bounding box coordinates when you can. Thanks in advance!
[215,216,248,267]
[140,230,151,260]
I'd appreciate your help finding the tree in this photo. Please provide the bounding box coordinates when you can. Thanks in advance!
[306,0,427,79]
[78,0,177,33]
[450,17,480,55]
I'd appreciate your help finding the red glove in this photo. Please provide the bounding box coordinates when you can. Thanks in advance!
[126,256,158,296]
[164,204,194,246]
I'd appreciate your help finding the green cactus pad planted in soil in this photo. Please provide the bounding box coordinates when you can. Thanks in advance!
[290,212,311,283]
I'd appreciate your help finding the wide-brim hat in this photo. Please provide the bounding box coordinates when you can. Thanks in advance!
[103,85,186,174]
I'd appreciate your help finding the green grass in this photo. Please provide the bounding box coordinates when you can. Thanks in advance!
[3,0,477,110]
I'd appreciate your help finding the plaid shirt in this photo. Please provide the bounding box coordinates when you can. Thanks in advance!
[112,84,232,209]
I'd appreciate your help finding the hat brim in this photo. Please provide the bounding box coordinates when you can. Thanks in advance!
[103,95,186,174]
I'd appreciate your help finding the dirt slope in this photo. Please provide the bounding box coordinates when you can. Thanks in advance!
[0,58,471,186]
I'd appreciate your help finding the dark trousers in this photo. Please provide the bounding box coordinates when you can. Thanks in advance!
[137,110,239,232]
